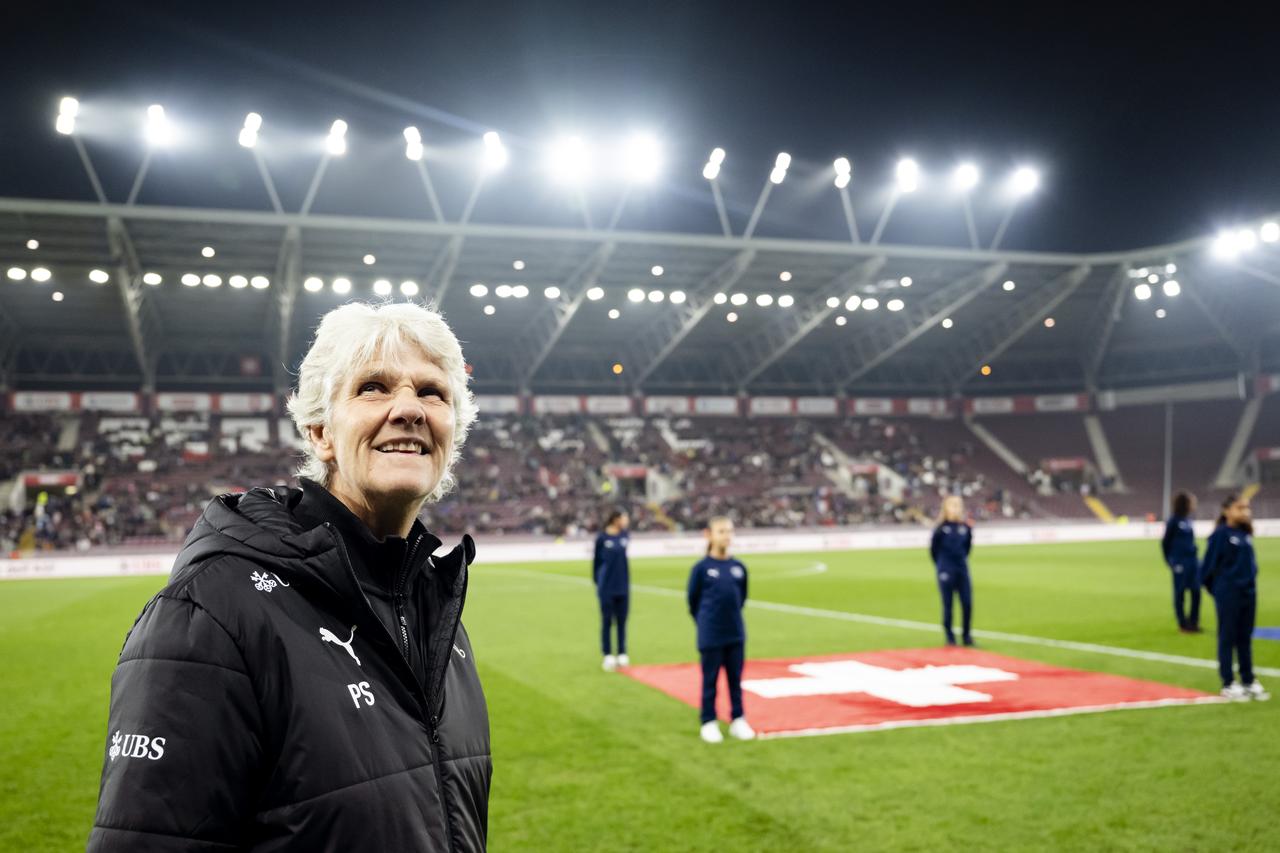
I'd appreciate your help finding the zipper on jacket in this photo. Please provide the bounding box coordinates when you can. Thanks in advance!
[394,532,423,663]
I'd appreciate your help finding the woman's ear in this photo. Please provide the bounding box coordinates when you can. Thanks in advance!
[308,423,336,463]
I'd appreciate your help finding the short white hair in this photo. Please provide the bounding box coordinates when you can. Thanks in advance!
[286,301,478,503]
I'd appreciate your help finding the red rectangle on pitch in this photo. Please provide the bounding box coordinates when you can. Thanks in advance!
[621,648,1218,738]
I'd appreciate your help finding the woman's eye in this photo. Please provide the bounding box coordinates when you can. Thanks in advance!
[359,382,383,394]
[420,387,445,400]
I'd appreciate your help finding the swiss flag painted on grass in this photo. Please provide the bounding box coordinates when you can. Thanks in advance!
[621,648,1220,738]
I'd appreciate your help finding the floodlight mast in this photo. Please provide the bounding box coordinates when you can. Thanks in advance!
[743,152,789,239]
[989,166,1040,250]
[870,158,920,246]
[404,127,445,222]
[833,157,861,244]
[701,147,733,237]
[241,113,284,215]
[953,163,981,250]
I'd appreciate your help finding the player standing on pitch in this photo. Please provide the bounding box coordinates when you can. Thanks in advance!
[594,508,631,671]
[1199,495,1269,701]
[1161,491,1201,633]
[930,495,975,646]
[687,516,755,743]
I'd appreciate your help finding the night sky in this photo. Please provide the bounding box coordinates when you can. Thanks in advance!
[4,1,1278,252]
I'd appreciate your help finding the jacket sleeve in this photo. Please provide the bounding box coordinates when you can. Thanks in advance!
[87,591,264,852]
[592,535,603,585]
[687,565,701,617]
[740,564,749,605]
[929,527,942,564]
[1198,531,1221,590]
[963,525,973,558]
[1161,519,1175,563]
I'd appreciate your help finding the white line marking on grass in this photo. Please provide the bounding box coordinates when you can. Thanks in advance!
[757,696,1227,739]
[484,566,1280,678]
[773,562,828,578]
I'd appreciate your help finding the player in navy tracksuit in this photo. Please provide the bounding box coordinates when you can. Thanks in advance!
[687,516,755,743]
[1161,491,1201,633]
[1199,495,1269,701]
[930,495,974,646]
[594,509,631,671]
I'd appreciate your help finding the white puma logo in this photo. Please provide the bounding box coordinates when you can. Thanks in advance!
[319,626,360,666]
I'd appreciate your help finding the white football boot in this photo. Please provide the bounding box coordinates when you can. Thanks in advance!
[1244,680,1270,701]
[700,721,724,743]
[1221,682,1249,702]
[602,654,617,672]
[728,717,757,741]
[617,654,630,667]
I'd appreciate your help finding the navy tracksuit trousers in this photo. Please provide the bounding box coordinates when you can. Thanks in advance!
[1170,559,1201,629]
[938,568,973,643]
[600,594,629,655]
[1213,589,1256,686]
[699,642,745,724]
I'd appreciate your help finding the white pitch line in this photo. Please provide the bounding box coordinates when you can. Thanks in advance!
[483,566,1280,679]
[773,561,828,578]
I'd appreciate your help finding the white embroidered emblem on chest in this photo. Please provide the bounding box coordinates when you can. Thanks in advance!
[250,571,290,592]
[731,566,744,579]
[708,568,720,578]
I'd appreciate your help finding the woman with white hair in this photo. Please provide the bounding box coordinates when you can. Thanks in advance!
[89,302,491,852]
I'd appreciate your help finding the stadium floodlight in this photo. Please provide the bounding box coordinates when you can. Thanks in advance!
[250,275,270,290]
[608,308,621,319]
[627,288,646,303]
[182,273,202,287]
[544,286,561,299]
[862,297,880,310]
[1010,166,1040,196]
[844,295,861,311]
[331,277,351,294]
[900,276,913,287]
[895,158,920,193]
[702,147,726,181]
[1003,280,1016,291]
[88,269,110,284]
[1156,308,1167,318]
[6,267,26,281]
[777,294,794,308]
[769,152,791,185]
[203,274,222,288]
[726,312,738,323]
[1236,228,1258,251]
[647,289,664,303]
[547,135,591,184]
[586,286,604,301]
[27,239,39,250]
[470,283,489,298]
[325,120,348,156]
[483,304,496,316]
[513,260,525,271]
[374,279,393,296]
[145,104,171,147]
[1261,221,1280,243]
[887,298,905,311]
[495,284,513,298]
[1146,273,1159,284]
[229,275,248,289]
[651,265,664,277]
[714,293,728,305]
[621,133,661,183]
[363,254,376,266]
[201,246,216,258]
[952,162,980,192]
[1162,279,1181,297]
[779,271,792,282]
[826,296,841,309]
[1211,231,1239,260]
[1134,282,1153,300]
[239,113,262,148]
[941,317,954,329]
[482,131,508,172]
[669,290,687,305]
[835,315,847,326]
[303,276,323,293]
[512,284,529,298]
[143,272,162,286]
[400,280,420,296]
[1164,263,1178,274]
[403,126,424,162]
[51,291,64,302]
[730,292,748,306]
[1044,317,1056,328]
[756,293,774,307]
[55,96,79,135]
[833,157,852,189]
[30,267,51,282]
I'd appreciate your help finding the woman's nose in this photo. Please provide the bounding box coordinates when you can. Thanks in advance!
[388,390,426,425]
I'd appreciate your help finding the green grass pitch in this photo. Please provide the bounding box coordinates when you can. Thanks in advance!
[3,538,1278,851]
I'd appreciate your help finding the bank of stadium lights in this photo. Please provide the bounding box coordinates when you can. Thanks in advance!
[143,272,162,286]
[326,120,348,156]
[586,286,604,301]
[1010,166,1040,196]
[608,308,621,319]
[769,152,792,185]
[670,290,687,304]
[621,133,662,183]
[238,113,262,149]
[1262,222,1280,243]
[481,131,508,172]
[952,162,980,192]
[144,105,171,147]
[895,158,921,193]
[544,286,561,299]
[88,269,109,284]
[702,147,726,181]
[833,157,852,189]
[547,135,590,183]
[1213,223,1278,259]
[403,126,424,161]
[55,97,79,135]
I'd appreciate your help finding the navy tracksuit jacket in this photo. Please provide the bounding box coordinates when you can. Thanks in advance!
[687,556,749,724]
[930,522,973,642]
[1161,514,1200,629]
[1199,524,1260,686]
[594,531,630,655]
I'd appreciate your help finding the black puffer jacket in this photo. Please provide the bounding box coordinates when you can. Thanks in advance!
[87,486,491,852]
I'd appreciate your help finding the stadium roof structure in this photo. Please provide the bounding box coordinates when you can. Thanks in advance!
[2,119,1279,399]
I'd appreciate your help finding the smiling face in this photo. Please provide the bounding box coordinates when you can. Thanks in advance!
[307,345,455,525]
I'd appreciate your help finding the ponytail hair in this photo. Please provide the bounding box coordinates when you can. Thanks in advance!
[603,508,626,529]
[1172,491,1193,517]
